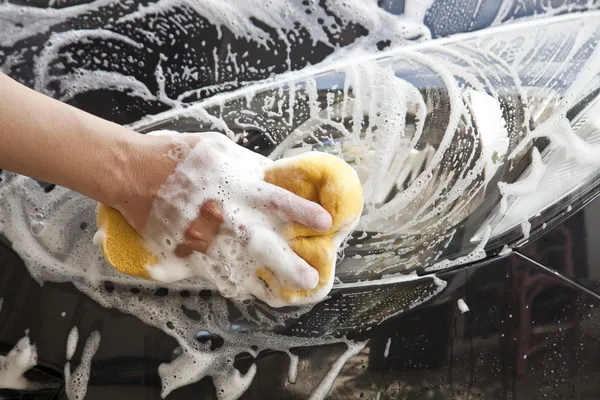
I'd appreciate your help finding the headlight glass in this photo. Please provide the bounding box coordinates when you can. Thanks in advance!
[133,13,600,284]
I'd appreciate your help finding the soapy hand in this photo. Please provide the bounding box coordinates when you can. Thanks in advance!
[114,131,333,292]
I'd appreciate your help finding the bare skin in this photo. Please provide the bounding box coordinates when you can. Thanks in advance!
[0,73,332,287]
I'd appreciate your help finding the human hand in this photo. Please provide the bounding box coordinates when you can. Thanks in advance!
[112,131,333,294]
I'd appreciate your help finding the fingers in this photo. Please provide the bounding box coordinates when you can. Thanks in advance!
[172,198,320,292]
[175,200,224,257]
[247,226,319,290]
[259,184,332,232]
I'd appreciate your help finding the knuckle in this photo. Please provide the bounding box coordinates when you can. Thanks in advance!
[200,200,225,222]
[175,244,193,258]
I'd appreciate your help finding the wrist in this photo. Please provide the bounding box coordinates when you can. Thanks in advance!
[104,131,180,232]
[91,127,140,208]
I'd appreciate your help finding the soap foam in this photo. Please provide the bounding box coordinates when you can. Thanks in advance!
[64,330,101,400]
[0,334,38,390]
[498,245,512,256]
[521,220,531,241]
[383,337,392,359]
[457,298,469,314]
[307,341,367,400]
[66,326,79,361]
[286,351,299,384]
[498,147,547,214]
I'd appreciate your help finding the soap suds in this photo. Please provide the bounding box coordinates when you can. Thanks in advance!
[457,298,470,314]
[92,228,106,246]
[66,326,78,361]
[65,330,101,400]
[383,338,392,359]
[0,334,38,390]
[307,341,367,400]
[286,351,299,384]
[498,147,547,215]
[521,220,531,240]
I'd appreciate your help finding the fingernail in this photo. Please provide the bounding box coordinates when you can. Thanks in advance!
[315,211,332,231]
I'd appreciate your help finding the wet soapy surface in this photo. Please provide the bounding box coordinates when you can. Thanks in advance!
[99,130,363,307]
[143,130,320,303]
[2,1,600,399]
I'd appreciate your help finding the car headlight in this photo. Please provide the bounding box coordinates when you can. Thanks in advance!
[133,13,600,291]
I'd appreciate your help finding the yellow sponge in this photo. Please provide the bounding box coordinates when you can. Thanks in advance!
[258,152,363,301]
[95,204,157,279]
[95,152,363,301]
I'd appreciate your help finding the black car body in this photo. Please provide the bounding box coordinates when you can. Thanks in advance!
[2,1,600,399]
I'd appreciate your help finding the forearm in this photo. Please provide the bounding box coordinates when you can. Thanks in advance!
[0,72,144,206]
